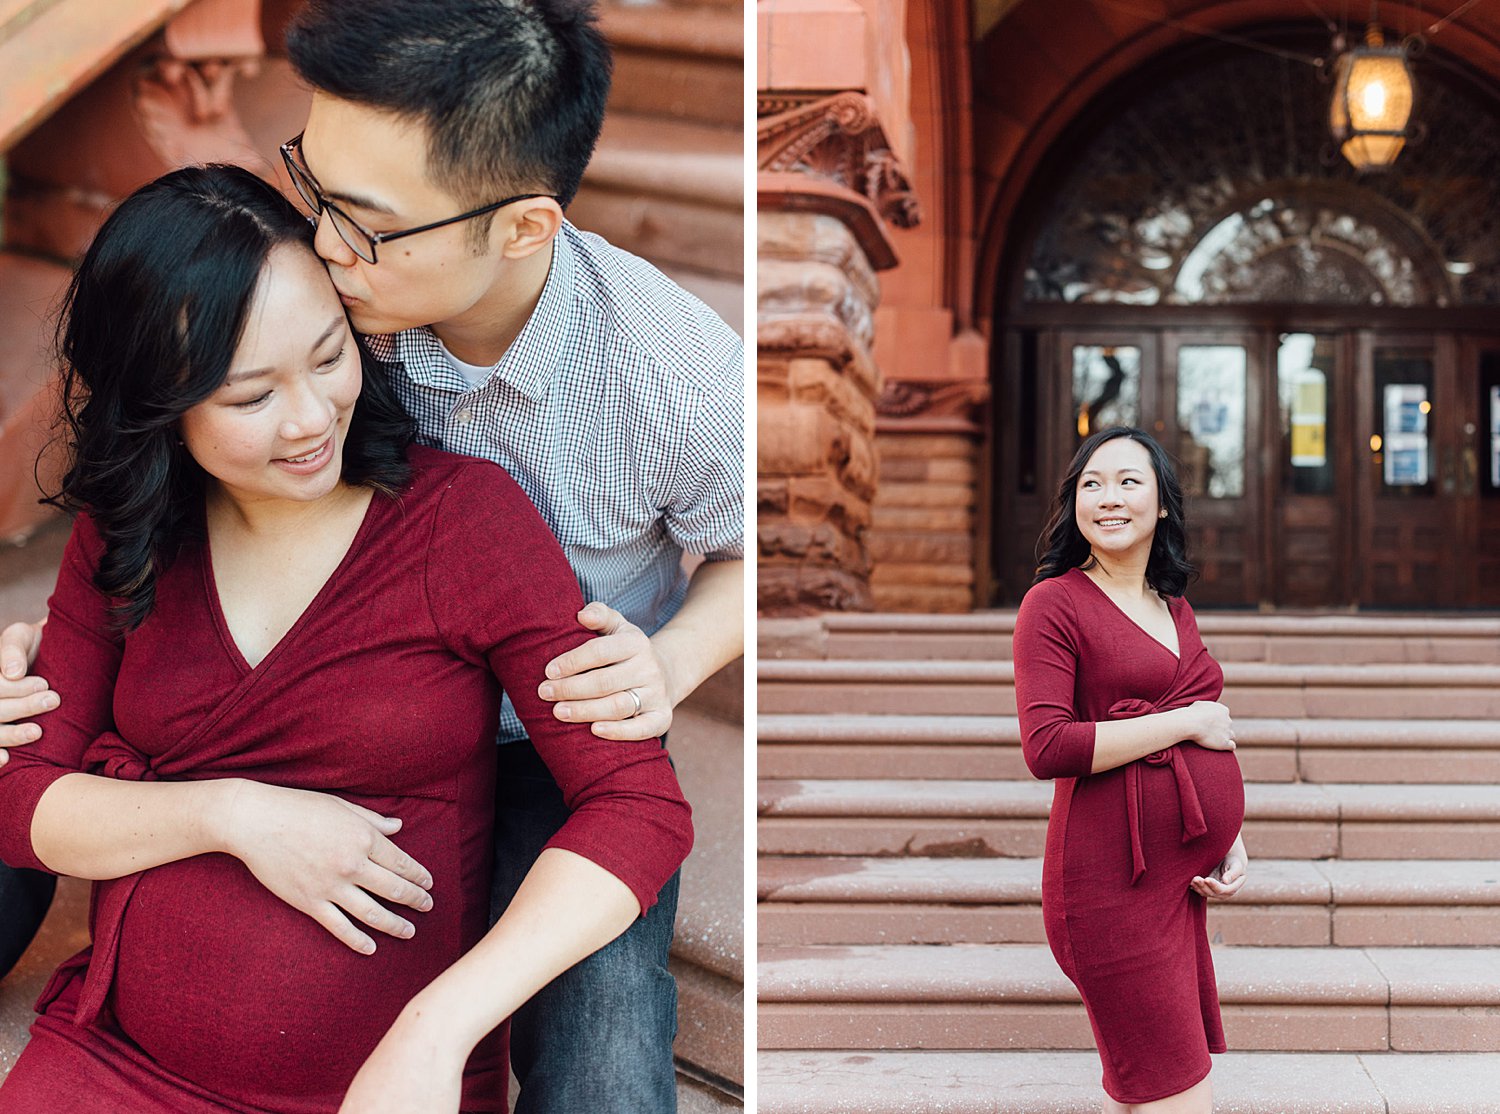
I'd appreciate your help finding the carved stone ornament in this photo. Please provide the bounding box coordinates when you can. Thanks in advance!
[758,92,922,232]
[878,379,991,420]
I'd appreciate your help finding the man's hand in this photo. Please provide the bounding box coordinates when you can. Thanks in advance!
[539,602,674,741]
[0,620,52,759]
[218,781,435,954]
[338,1001,466,1114]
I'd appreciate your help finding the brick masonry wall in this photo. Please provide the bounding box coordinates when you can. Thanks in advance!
[869,423,981,612]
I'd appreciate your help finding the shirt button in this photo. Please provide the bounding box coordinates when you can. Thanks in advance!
[455,409,474,425]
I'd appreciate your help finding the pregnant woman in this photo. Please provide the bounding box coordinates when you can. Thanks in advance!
[1013,426,1249,1113]
[0,166,691,1113]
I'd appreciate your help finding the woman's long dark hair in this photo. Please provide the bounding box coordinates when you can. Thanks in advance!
[1033,426,1195,597]
[46,164,413,629]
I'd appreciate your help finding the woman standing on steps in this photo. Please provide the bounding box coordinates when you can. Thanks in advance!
[1013,426,1249,1113]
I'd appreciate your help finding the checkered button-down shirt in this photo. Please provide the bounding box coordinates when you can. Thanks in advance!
[364,222,744,743]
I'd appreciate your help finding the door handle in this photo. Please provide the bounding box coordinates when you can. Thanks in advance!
[1462,445,1479,497]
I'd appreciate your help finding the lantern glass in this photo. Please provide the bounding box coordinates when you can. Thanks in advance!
[1330,38,1415,171]
[1342,134,1406,168]
[1345,52,1413,132]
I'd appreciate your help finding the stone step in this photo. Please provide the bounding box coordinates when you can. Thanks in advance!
[757,944,1500,1053]
[758,659,1500,719]
[757,1050,1500,1113]
[600,4,741,128]
[678,1073,743,1112]
[671,692,746,1090]
[760,613,1500,665]
[758,780,1500,860]
[757,857,1500,947]
[758,714,1500,783]
[573,112,743,282]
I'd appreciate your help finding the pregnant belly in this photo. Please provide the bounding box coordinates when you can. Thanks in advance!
[1059,745,1245,893]
[111,841,462,1108]
[1145,744,1245,876]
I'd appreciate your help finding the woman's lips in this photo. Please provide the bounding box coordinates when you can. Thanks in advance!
[275,436,334,475]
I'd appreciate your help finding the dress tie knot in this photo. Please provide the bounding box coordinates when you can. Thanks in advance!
[1108,699,1209,885]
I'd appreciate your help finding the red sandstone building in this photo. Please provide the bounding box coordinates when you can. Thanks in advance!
[759,0,1500,615]
[759,2,1500,1108]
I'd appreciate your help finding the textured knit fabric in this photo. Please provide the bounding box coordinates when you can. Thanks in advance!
[1013,568,1245,1104]
[0,446,693,1114]
[362,222,743,744]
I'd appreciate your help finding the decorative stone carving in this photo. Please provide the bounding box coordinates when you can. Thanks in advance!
[878,379,991,423]
[758,91,922,233]
[758,92,920,273]
[134,56,270,175]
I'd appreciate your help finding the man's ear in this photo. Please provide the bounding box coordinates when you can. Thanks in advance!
[499,198,563,260]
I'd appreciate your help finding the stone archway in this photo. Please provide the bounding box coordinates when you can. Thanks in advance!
[983,13,1500,608]
[971,0,1500,327]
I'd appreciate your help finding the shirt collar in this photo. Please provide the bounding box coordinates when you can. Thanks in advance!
[361,221,578,402]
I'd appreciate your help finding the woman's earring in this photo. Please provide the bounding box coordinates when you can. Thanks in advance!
[1158,508,1168,519]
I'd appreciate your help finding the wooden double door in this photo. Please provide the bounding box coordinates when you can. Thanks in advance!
[995,323,1500,609]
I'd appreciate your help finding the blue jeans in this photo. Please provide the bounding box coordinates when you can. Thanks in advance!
[490,741,680,1114]
[0,859,54,981]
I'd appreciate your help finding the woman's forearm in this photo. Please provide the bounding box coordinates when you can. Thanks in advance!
[30,773,235,877]
[1090,707,1198,774]
[394,847,640,1053]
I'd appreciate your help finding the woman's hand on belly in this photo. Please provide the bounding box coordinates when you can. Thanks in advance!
[1191,832,1248,899]
[1185,700,1236,751]
[215,779,436,953]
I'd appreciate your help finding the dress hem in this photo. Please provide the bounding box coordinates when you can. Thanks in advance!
[1103,1052,1214,1105]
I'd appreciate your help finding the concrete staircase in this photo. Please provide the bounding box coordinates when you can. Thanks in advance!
[758,611,1500,1112]
[0,523,744,1111]
[574,0,744,333]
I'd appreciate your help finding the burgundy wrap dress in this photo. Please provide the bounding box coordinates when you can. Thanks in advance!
[1013,568,1244,1104]
[0,446,693,1114]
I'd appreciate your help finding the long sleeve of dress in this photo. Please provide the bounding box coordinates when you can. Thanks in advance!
[0,514,123,871]
[424,460,694,913]
[1013,577,1096,780]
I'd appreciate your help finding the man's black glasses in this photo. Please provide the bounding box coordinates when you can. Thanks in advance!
[279,133,557,264]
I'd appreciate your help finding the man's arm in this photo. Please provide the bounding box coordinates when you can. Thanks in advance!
[339,847,639,1114]
[540,557,744,741]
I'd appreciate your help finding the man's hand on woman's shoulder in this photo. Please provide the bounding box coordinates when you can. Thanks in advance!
[538,602,675,742]
[0,619,53,758]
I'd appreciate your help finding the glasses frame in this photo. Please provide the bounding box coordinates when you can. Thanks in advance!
[279,133,557,264]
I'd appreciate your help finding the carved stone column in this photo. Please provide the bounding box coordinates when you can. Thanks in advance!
[758,91,919,613]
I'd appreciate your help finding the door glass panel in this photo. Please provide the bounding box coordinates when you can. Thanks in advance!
[1481,351,1500,496]
[1072,345,1140,439]
[1176,345,1246,498]
[1372,347,1435,494]
[1277,333,1334,494]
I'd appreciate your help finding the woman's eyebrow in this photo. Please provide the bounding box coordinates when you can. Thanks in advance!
[223,318,344,384]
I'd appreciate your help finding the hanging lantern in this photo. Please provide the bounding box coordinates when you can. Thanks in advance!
[1330,22,1416,171]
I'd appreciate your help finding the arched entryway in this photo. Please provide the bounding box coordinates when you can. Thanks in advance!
[984,22,1500,609]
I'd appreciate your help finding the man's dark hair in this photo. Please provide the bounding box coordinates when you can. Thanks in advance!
[48,165,412,629]
[286,0,612,216]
